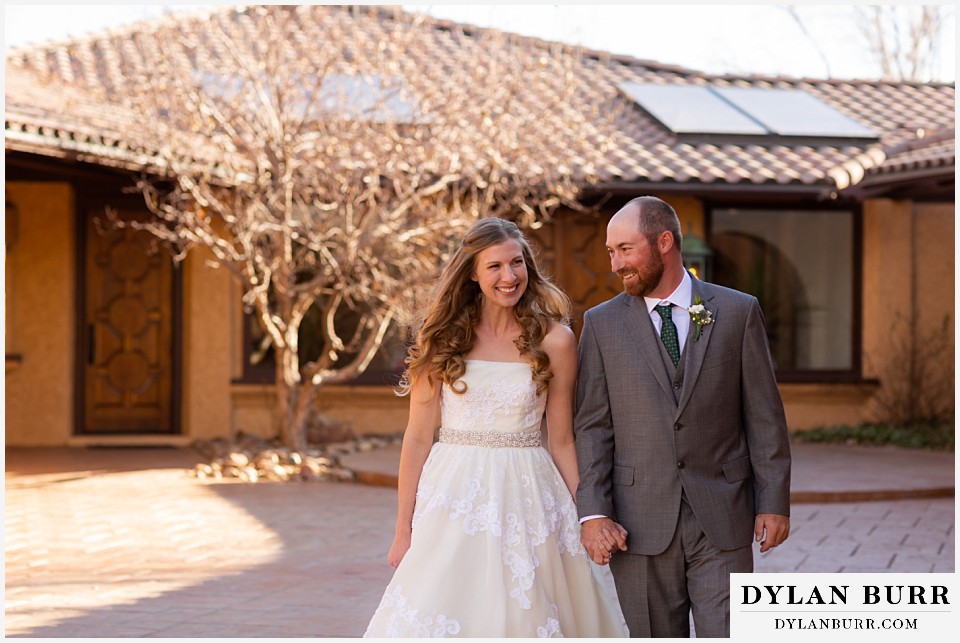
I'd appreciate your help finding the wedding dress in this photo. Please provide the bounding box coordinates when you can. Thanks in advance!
[364,359,628,637]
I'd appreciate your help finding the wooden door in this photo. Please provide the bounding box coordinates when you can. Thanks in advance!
[528,211,622,335]
[82,210,175,434]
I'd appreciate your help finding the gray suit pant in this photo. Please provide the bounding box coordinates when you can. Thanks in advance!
[610,498,753,638]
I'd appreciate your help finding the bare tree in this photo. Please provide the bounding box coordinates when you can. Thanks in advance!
[870,313,954,428]
[855,5,948,82]
[782,5,834,78]
[782,4,951,81]
[98,6,612,450]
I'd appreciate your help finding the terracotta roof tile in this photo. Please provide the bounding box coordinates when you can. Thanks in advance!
[5,4,955,193]
[871,127,955,176]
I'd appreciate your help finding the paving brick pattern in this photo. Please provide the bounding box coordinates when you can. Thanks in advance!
[3,447,954,638]
[755,500,955,574]
[5,466,396,638]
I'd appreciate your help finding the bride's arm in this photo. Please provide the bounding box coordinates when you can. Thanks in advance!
[543,322,580,499]
[388,373,441,568]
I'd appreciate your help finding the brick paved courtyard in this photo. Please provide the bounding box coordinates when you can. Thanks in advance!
[3,446,955,637]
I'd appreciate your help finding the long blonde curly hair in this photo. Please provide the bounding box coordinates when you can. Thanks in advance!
[399,218,571,396]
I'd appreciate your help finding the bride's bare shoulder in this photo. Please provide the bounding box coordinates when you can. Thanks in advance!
[541,321,576,355]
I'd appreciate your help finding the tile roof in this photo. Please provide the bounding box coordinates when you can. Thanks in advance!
[836,125,955,199]
[5,65,174,171]
[869,126,955,177]
[5,4,955,194]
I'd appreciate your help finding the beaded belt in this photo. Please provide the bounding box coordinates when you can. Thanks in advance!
[438,427,541,448]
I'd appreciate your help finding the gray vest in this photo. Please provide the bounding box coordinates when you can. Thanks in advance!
[655,330,688,406]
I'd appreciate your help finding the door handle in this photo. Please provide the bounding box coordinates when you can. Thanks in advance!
[88,324,95,364]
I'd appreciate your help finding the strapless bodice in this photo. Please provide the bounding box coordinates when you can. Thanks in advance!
[440,360,546,437]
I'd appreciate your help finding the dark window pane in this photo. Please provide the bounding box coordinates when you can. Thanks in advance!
[242,307,407,386]
[711,208,853,371]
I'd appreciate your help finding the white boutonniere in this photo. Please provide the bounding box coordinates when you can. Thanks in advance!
[687,296,713,341]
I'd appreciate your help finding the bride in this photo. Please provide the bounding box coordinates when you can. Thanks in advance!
[364,218,627,637]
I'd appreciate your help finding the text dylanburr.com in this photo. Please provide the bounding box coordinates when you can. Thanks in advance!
[731,573,957,639]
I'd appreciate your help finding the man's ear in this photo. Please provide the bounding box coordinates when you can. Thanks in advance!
[658,230,673,254]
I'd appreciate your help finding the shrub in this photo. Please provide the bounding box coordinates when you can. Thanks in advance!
[792,423,954,451]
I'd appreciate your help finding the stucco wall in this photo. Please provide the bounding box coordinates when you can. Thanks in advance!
[859,198,954,425]
[4,182,76,445]
[181,247,234,441]
[908,201,954,421]
[669,195,707,239]
[779,382,878,429]
[231,384,410,439]
[862,199,914,382]
[913,202,954,346]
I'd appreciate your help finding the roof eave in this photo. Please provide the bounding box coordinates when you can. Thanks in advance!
[840,165,956,199]
[5,131,165,173]
[585,180,834,199]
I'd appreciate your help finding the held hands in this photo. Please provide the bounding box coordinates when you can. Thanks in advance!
[388,529,412,568]
[755,513,790,553]
[580,517,628,566]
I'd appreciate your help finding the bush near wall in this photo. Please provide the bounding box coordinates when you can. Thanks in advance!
[792,423,954,451]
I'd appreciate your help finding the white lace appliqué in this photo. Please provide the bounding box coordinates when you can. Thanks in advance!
[441,375,544,431]
[415,456,583,609]
[366,586,461,637]
[537,604,564,638]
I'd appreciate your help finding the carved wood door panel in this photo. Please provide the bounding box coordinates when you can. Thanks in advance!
[528,211,621,335]
[82,210,174,434]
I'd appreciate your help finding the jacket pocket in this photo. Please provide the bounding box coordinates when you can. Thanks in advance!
[721,456,753,483]
[613,465,635,486]
[700,349,738,372]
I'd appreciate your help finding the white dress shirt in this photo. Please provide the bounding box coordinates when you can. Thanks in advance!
[643,270,693,356]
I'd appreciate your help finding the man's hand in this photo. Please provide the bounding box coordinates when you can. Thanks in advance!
[580,517,628,565]
[755,513,790,553]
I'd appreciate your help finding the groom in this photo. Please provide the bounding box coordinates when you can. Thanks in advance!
[574,196,791,638]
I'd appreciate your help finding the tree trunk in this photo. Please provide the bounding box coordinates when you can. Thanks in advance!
[290,382,317,451]
[274,344,308,452]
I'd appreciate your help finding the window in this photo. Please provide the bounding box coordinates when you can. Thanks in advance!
[710,207,855,373]
[240,306,408,386]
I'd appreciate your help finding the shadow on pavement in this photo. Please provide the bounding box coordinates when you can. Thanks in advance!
[5,466,398,638]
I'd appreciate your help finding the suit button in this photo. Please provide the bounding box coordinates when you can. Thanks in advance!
[674,422,682,431]
[673,382,681,389]
[677,461,685,469]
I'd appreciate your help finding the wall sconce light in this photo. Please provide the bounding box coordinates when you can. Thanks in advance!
[681,228,712,282]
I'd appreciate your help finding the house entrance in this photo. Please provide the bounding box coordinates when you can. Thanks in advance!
[81,209,178,434]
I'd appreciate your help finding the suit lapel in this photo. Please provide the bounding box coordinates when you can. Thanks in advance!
[620,295,675,402]
[676,278,718,417]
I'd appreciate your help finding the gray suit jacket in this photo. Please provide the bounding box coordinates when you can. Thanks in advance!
[574,276,791,554]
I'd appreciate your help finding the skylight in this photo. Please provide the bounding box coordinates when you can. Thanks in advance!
[196,72,422,124]
[618,82,879,144]
[320,74,421,123]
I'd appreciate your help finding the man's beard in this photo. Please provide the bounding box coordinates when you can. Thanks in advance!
[620,251,664,297]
